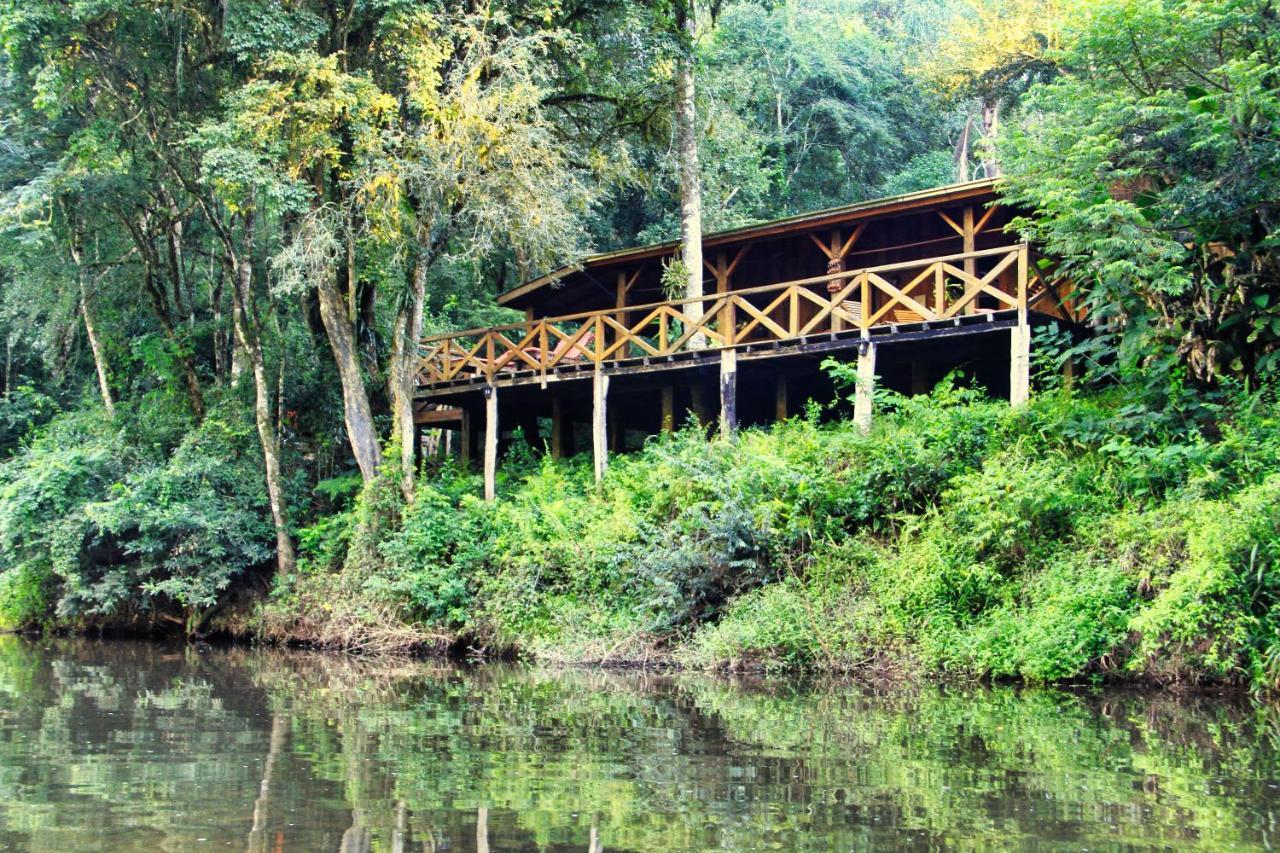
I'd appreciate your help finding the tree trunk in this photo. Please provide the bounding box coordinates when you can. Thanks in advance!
[979,98,1001,178]
[247,712,287,853]
[3,334,12,400]
[80,284,116,418]
[232,211,297,578]
[126,213,206,422]
[68,243,116,417]
[954,114,973,182]
[316,269,383,483]
[674,1,706,347]
[210,262,228,381]
[389,238,429,501]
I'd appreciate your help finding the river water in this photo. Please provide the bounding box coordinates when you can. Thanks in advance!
[0,637,1278,851]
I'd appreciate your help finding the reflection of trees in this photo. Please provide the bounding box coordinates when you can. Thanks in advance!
[247,712,286,853]
[1,636,1279,850]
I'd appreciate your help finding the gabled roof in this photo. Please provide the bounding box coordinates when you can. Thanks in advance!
[497,178,999,308]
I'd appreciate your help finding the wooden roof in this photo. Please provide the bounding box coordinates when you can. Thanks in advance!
[497,179,999,310]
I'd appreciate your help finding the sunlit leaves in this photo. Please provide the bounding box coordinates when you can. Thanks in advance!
[1000,0,1280,384]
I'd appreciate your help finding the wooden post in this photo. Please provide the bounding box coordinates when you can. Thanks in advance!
[1011,243,1031,407]
[459,408,472,465]
[911,361,930,396]
[690,385,709,427]
[963,206,977,315]
[774,374,788,421]
[614,270,628,362]
[854,341,876,433]
[661,386,675,433]
[1010,323,1031,406]
[550,398,566,458]
[483,386,498,501]
[592,364,609,483]
[720,347,737,438]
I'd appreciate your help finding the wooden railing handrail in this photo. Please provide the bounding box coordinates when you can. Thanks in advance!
[420,243,1030,345]
[415,244,1066,387]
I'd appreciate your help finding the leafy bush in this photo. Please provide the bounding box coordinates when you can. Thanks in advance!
[0,398,273,632]
[82,408,273,627]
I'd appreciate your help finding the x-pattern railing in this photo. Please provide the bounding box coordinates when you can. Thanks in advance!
[418,244,1070,388]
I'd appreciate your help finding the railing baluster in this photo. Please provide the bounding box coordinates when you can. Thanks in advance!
[417,245,1047,389]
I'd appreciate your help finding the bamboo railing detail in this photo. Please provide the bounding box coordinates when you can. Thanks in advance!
[418,244,1071,387]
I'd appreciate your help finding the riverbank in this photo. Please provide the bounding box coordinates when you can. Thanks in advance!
[222,379,1280,690]
[4,378,1279,689]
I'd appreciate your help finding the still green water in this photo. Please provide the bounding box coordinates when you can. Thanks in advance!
[0,638,1278,851]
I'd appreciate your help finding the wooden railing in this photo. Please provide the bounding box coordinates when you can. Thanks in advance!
[417,244,1071,388]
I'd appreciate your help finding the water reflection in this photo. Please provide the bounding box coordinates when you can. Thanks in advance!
[0,637,1278,850]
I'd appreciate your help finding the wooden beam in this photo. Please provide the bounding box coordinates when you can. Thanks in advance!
[483,387,498,501]
[497,181,999,306]
[774,374,788,421]
[937,209,965,236]
[974,204,998,235]
[720,348,738,438]
[963,205,977,283]
[854,342,876,433]
[808,232,836,259]
[414,406,464,425]
[725,244,751,279]
[836,221,867,259]
[592,365,609,483]
[661,386,675,433]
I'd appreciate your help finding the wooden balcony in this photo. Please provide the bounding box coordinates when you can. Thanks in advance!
[416,244,1075,394]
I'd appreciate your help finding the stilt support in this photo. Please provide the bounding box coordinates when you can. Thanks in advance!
[854,342,876,433]
[690,385,709,427]
[661,386,675,433]
[459,408,472,465]
[551,398,566,458]
[911,361,930,396]
[774,374,788,421]
[720,348,738,438]
[592,365,609,483]
[1010,321,1031,407]
[483,386,498,501]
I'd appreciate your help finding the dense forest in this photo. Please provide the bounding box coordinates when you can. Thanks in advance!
[2,0,1279,687]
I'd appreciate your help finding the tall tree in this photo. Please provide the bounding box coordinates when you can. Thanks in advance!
[1000,0,1280,384]
[913,0,1064,178]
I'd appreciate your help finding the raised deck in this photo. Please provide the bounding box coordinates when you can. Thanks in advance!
[411,182,1083,499]
[416,244,1074,397]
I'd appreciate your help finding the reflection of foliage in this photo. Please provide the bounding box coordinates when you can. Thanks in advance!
[1,638,1279,851]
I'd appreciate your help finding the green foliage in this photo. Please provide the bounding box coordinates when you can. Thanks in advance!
[0,398,273,631]
[82,407,273,623]
[268,374,1280,691]
[373,474,489,626]
[999,0,1280,385]
[0,563,53,630]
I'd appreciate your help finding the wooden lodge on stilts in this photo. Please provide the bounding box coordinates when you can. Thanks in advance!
[412,180,1083,499]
